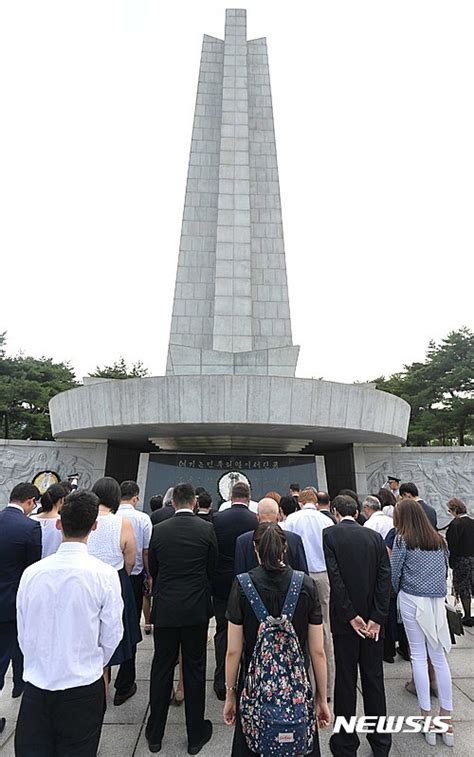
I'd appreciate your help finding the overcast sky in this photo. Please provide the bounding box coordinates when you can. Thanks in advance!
[1,0,472,384]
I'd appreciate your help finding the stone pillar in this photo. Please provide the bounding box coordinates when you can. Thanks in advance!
[352,444,369,498]
[137,452,150,511]
[315,455,328,491]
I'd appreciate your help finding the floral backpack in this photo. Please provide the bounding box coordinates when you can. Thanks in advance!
[237,570,316,756]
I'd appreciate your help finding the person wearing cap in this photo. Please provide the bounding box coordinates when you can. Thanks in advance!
[385,476,400,499]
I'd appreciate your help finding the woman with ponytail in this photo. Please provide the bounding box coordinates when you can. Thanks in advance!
[224,522,331,756]
[31,484,66,558]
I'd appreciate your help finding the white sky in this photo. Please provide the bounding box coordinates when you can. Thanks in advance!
[1,0,473,384]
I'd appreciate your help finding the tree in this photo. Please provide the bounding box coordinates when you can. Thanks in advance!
[89,357,149,379]
[0,334,78,440]
[373,328,474,446]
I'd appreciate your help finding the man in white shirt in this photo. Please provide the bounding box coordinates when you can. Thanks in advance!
[362,496,393,540]
[114,480,153,705]
[15,490,123,757]
[283,487,335,699]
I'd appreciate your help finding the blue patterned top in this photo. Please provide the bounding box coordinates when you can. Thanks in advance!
[390,537,448,597]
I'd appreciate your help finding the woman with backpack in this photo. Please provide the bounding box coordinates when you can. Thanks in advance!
[223,522,331,756]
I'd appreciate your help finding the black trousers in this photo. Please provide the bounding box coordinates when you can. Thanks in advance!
[213,596,228,691]
[147,623,208,747]
[329,634,391,757]
[0,620,22,691]
[115,573,143,693]
[15,678,105,757]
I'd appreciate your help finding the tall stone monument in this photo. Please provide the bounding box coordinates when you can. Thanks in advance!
[167,9,298,377]
[49,9,411,497]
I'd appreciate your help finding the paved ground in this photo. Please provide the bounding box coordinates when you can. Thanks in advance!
[1,622,472,755]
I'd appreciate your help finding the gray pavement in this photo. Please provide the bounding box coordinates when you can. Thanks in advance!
[1,623,473,755]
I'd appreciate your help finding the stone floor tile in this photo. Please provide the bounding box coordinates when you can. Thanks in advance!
[103,682,149,725]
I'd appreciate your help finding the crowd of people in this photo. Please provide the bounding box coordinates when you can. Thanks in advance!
[0,472,473,756]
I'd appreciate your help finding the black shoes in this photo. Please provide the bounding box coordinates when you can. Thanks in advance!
[146,741,162,754]
[396,646,410,662]
[461,616,474,627]
[145,727,162,753]
[213,684,226,701]
[113,682,137,706]
[188,720,213,755]
[12,683,25,698]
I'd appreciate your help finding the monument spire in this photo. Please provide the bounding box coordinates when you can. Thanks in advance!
[166,8,299,376]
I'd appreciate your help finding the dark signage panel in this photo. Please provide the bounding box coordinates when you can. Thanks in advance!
[143,453,318,510]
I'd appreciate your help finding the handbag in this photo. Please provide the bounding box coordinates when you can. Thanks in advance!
[445,602,464,637]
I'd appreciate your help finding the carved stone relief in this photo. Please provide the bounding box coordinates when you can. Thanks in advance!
[0,444,96,505]
[364,447,474,525]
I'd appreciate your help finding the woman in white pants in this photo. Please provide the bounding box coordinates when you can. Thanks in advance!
[391,498,453,747]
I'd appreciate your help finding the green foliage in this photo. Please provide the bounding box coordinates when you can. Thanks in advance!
[89,357,149,379]
[374,328,474,446]
[0,334,78,440]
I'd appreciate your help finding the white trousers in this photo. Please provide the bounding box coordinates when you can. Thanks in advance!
[399,591,453,711]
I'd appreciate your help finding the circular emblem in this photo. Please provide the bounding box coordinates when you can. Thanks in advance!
[218,471,250,501]
[32,470,60,495]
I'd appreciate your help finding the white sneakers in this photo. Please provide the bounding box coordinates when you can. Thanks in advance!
[424,726,454,747]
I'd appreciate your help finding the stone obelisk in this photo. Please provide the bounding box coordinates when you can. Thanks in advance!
[166,8,299,377]
[49,8,410,469]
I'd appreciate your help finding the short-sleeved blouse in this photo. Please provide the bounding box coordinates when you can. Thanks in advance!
[30,515,62,558]
[226,565,322,672]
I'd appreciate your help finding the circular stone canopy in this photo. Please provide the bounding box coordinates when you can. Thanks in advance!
[49,375,410,454]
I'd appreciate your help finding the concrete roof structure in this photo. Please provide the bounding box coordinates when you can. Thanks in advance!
[50,374,409,451]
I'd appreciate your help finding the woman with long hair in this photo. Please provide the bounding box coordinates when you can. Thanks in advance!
[31,484,66,558]
[223,522,331,756]
[86,477,141,701]
[391,498,453,747]
[446,497,474,626]
[377,487,397,518]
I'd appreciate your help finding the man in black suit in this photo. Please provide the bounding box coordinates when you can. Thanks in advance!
[316,491,337,524]
[212,481,257,700]
[150,487,175,525]
[0,483,42,726]
[323,495,391,757]
[146,483,218,755]
[195,491,214,523]
[399,482,438,528]
[234,497,308,574]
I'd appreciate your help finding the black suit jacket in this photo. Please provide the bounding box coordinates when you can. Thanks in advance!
[418,499,438,529]
[234,529,309,575]
[149,511,218,627]
[0,507,42,622]
[196,511,214,524]
[212,504,258,600]
[319,509,337,525]
[150,504,175,526]
[323,519,390,635]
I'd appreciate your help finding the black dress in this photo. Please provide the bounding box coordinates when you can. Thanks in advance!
[226,565,323,757]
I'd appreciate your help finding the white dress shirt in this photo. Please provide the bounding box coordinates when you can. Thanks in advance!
[17,542,123,690]
[364,510,394,539]
[219,499,259,514]
[282,504,334,573]
[117,503,153,575]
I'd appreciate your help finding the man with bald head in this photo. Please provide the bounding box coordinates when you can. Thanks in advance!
[234,498,309,575]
